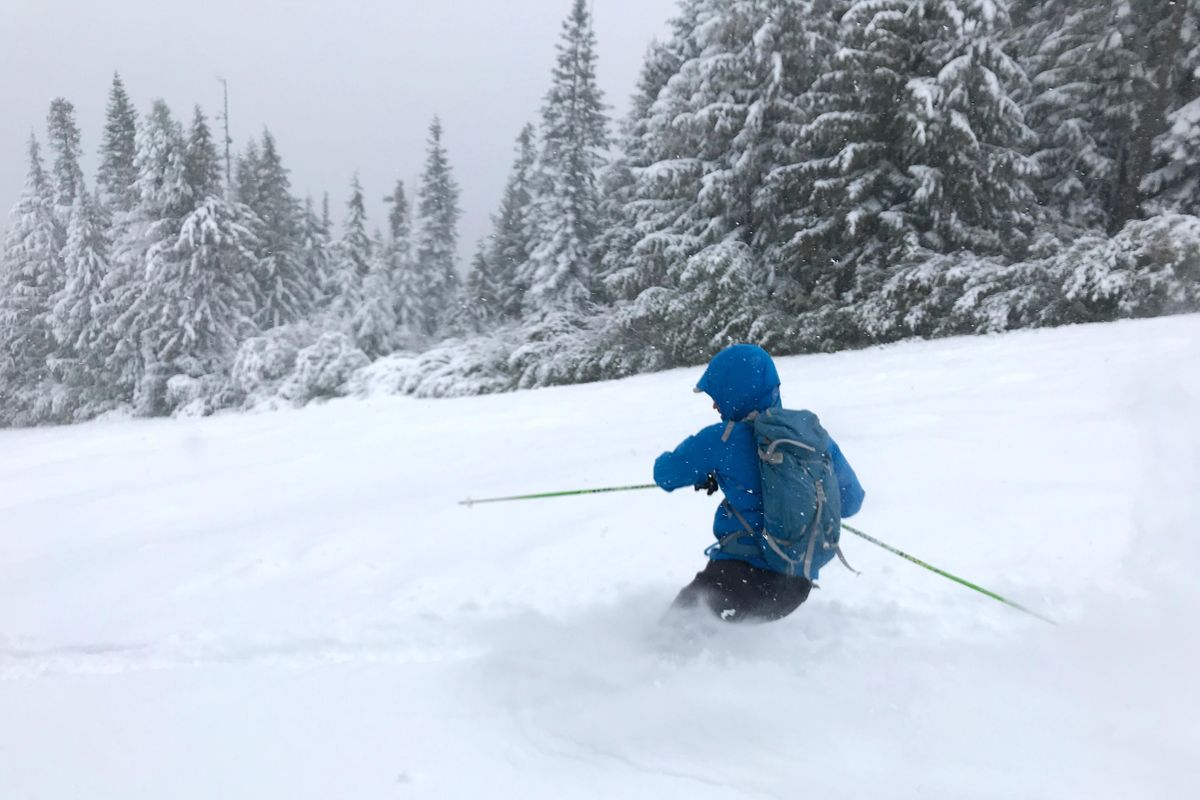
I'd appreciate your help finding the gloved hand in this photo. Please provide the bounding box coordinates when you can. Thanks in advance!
[694,473,719,496]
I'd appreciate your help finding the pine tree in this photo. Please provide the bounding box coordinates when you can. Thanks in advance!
[97,73,139,212]
[234,139,262,211]
[351,233,400,357]
[129,110,258,402]
[301,196,335,309]
[46,98,85,211]
[1018,0,1198,230]
[386,180,413,264]
[327,175,373,325]
[1137,0,1200,217]
[902,0,1039,256]
[50,189,112,406]
[145,196,258,381]
[413,117,461,336]
[776,0,1038,303]
[1143,96,1200,216]
[618,241,770,367]
[0,137,62,422]
[464,240,502,328]
[339,175,372,280]
[102,99,189,402]
[383,179,417,333]
[789,0,923,295]
[600,0,773,305]
[488,124,538,318]
[1111,0,1194,227]
[132,100,191,220]
[184,106,222,202]
[523,0,609,312]
[597,26,694,302]
[251,130,314,327]
[1017,0,1141,229]
[751,0,847,308]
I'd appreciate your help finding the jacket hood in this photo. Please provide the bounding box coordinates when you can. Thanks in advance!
[695,344,781,422]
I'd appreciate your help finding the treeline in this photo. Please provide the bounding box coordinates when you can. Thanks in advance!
[0,78,463,424]
[3,0,1200,425]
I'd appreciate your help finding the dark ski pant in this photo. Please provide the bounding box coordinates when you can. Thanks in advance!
[671,558,812,623]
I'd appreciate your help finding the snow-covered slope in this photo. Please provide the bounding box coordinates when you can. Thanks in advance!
[2,316,1198,799]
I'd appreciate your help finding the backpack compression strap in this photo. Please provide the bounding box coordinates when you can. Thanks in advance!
[722,499,809,578]
[759,437,816,464]
[721,497,859,579]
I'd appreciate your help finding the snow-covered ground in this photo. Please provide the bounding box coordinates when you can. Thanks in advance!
[2,316,1198,799]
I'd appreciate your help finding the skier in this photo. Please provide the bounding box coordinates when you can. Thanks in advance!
[654,344,865,622]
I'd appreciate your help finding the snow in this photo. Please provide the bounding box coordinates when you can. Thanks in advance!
[2,315,1199,799]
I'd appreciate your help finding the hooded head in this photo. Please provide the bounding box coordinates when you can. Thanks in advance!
[694,344,781,422]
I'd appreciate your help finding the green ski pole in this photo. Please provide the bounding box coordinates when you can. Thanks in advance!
[841,523,1056,625]
[458,483,658,506]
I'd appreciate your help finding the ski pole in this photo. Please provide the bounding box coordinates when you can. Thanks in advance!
[459,483,1056,624]
[458,483,657,506]
[841,523,1057,625]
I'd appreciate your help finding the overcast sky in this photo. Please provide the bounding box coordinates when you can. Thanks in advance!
[1,0,680,259]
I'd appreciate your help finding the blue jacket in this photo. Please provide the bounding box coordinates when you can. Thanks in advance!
[653,344,864,573]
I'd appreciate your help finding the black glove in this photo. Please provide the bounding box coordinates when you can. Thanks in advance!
[694,473,719,496]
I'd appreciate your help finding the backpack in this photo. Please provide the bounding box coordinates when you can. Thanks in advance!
[725,408,851,580]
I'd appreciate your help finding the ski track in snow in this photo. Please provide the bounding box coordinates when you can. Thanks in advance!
[1,316,1199,799]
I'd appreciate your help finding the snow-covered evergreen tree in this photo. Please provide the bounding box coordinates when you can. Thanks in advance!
[351,234,401,358]
[301,196,335,308]
[464,240,502,329]
[1116,0,1196,226]
[183,106,222,205]
[340,175,372,280]
[0,137,62,423]
[412,117,461,336]
[50,188,113,410]
[250,130,314,328]
[1144,97,1200,216]
[1016,0,1144,229]
[1138,1,1200,217]
[125,109,258,411]
[327,176,373,326]
[789,0,923,295]
[385,180,413,267]
[145,196,258,386]
[601,0,777,306]
[597,26,693,302]
[753,0,852,309]
[523,0,609,312]
[234,139,262,211]
[132,101,191,219]
[902,0,1040,256]
[97,73,139,212]
[102,100,190,404]
[383,179,417,332]
[46,98,85,212]
[1018,0,1198,230]
[611,240,771,367]
[780,0,1038,302]
[598,0,802,360]
[488,124,538,318]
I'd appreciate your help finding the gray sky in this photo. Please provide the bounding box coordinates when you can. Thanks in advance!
[1,0,680,258]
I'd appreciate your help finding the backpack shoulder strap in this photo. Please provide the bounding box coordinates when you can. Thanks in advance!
[721,408,766,443]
